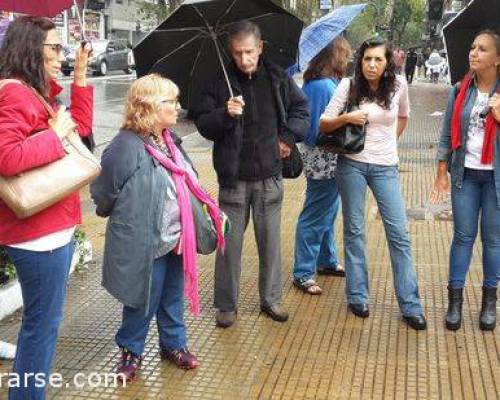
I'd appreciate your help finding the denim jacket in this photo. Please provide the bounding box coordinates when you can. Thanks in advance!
[437,78,500,207]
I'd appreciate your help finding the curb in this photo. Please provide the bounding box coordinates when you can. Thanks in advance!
[0,240,92,321]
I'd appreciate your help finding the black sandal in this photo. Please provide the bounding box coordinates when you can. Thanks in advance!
[293,279,322,295]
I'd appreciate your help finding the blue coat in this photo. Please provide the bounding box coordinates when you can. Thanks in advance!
[302,77,338,146]
[437,78,500,207]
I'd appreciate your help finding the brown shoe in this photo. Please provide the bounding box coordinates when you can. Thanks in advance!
[116,348,142,382]
[261,304,289,322]
[160,348,199,370]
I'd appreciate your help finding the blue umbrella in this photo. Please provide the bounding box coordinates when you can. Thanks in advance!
[288,3,366,75]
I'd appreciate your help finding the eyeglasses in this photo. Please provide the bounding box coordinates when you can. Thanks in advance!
[161,98,180,107]
[44,43,64,54]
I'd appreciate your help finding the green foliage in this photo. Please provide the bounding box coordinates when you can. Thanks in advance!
[137,1,172,26]
[337,0,426,49]
[390,0,426,47]
[0,248,16,283]
[73,229,91,272]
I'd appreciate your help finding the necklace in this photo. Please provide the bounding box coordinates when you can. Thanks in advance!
[150,133,171,158]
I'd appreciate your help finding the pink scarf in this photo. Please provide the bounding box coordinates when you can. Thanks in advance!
[145,130,226,316]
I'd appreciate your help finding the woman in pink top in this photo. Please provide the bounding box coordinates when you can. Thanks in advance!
[320,37,426,330]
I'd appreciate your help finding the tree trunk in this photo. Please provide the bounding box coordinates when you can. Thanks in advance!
[385,0,395,41]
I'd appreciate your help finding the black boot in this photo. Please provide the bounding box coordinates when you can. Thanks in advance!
[479,287,497,331]
[445,287,463,331]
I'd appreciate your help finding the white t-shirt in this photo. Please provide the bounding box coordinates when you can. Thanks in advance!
[465,91,493,170]
[321,75,410,166]
[8,227,75,252]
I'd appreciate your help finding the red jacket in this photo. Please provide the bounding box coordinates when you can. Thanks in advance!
[0,80,93,244]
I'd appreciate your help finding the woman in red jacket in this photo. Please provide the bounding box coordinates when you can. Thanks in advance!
[0,17,93,400]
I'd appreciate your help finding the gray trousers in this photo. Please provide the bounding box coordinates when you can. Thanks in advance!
[214,176,284,311]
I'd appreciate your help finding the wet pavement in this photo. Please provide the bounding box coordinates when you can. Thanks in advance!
[0,78,499,399]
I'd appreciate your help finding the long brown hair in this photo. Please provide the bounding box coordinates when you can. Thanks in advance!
[0,16,55,97]
[351,36,397,109]
[303,36,352,83]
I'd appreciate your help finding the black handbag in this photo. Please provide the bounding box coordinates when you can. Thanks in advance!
[316,80,366,154]
[281,142,303,179]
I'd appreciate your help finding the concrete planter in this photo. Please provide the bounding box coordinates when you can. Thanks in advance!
[0,239,92,321]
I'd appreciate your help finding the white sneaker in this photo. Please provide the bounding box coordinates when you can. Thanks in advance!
[0,341,16,360]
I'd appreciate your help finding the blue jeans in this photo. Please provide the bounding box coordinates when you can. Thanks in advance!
[449,168,500,289]
[115,252,186,356]
[5,241,74,400]
[293,178,340,281]
[335,158,423,316]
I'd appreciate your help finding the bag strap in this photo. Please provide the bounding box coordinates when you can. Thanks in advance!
[29,87,57,118]
[344,78,354,112]
[0,78,56,118]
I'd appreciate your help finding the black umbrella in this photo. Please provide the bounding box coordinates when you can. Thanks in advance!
[133,0,303,110]
[443,0,499,84]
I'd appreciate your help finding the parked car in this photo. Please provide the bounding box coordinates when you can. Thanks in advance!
[61,39,135,76]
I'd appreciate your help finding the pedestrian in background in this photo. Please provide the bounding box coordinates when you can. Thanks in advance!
[394,48,405,75]
[292,37,351,295]
[431,30,500,331]
[320,37,427,330]
[91,75,202,382]
[194,20,309,328]
[0,16,93,400]
[405,48,418,84]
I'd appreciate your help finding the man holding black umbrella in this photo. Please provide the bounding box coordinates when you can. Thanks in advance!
[194,20,309,328]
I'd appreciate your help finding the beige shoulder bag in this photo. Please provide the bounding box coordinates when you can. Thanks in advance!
[0,79,101,219]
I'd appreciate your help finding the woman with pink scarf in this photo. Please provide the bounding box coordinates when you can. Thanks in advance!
[91,74,225,382]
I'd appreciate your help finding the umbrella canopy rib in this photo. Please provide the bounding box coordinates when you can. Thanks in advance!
[152,27,209,34]
[149,32,205,72]
[217,12,277,33]
[190,4,235,97]
[214,0,238,30]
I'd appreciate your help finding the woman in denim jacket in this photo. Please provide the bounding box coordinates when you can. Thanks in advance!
[431,30,500,331]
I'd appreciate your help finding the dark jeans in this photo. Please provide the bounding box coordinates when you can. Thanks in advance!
[5,241,74,400]
[449,168,500,289]
[115,253,186,356]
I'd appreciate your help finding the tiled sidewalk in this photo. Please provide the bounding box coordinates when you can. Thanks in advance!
[0,81,498,399]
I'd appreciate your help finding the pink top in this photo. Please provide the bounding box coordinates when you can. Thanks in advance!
[321,75,410,166]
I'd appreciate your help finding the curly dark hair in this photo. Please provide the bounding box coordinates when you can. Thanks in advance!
[303,36,351,83]
[0,16,55,97]
[350,37,397,109]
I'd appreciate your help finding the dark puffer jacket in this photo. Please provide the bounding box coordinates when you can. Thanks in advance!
[193,60,309,187]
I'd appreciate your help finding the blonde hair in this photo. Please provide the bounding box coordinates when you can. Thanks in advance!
[122,74,179,136]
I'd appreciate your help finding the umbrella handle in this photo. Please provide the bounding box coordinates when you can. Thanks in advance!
[211,31,235,99]
[73,0,86,42]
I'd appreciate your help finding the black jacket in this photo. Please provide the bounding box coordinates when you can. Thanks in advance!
[193,60,309,187]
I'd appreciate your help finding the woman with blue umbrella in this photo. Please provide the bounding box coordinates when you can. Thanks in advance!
[292,37,352,294]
